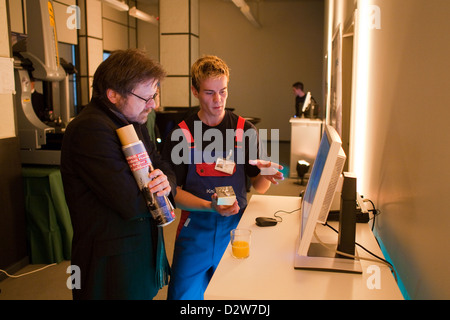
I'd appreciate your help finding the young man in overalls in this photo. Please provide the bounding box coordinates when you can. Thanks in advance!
[163,55,284,300]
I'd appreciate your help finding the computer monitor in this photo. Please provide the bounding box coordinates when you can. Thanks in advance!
[301,92,311,114]
[294,125,362,273]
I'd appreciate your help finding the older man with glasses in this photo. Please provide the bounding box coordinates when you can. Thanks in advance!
[61,49,176,300]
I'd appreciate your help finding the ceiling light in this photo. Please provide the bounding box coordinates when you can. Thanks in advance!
[231,0,261,28]
[240,5,261,28]
[103,0,129,12]
[129,6,158,25]
[231,0,246,7]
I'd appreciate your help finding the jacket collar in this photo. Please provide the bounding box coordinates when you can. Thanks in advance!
[90,96,146,141]
[91,96,130,126]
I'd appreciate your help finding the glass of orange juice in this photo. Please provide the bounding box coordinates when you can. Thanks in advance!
[230,229,251,259]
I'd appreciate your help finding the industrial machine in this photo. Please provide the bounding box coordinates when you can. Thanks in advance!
[13,0,75,165]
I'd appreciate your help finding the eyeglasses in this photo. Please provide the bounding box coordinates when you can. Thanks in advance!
[127,91,158,104]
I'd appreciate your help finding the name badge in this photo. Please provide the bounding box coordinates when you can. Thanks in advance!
[215,157,235,175]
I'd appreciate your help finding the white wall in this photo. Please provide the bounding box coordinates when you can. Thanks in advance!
[199,0,324,141]
[136,1,159,60]
[327,0,450,299]
[363,0,450,300]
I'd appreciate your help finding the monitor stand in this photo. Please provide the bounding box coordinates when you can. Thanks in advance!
[294,237,362,274]
[294,172,362,274]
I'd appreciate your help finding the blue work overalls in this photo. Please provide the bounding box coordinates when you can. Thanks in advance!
[168,117,247,300]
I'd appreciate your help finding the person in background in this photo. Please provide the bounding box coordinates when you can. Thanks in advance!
[292,81,306,117]
[146,84,160,146]
[162,55,284,300]
[61,49,176,300]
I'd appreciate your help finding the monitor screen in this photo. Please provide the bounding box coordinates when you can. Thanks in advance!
[301,92,312,113]
[300,131,330,238]
[296,125,346,257]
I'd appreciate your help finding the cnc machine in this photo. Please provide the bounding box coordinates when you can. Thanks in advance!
[13,0,76,165]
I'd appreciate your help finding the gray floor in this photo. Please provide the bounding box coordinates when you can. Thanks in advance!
[0,142,305,300]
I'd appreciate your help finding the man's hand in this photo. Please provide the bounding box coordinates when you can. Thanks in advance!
[147,169,171,197]
[211,193,240,217]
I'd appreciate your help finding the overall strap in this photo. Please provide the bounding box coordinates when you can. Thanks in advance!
[178,120,195,148]
[235,116,246,148]
[178,116,246,147]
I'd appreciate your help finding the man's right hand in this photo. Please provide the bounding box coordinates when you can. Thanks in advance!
[211,193,240,217]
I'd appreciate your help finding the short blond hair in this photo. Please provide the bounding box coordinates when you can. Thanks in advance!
[191,55,230,91]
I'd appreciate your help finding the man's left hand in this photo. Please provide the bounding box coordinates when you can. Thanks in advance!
[249,159,284,185]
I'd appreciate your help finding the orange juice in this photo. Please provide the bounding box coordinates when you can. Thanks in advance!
[232,240,250,259]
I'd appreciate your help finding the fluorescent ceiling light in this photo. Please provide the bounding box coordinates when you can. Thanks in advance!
[231,0,261,28]
[103,0,129,12]
[240,5,261,28]
[129,6,158,25]
[231,0,246,7]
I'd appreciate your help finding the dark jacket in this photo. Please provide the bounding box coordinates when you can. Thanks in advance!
[61,97,176,300]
